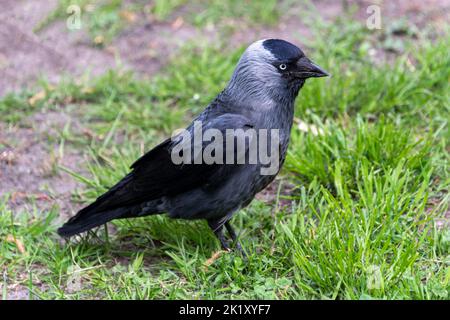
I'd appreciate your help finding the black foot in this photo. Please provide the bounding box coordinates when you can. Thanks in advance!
[225,221,246,257]
[208,220,246,257]
[214,225,231,251]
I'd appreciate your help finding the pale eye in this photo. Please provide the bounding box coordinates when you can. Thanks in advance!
[279,64,287,70]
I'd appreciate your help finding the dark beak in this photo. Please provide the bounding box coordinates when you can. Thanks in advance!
[294,57,329,79]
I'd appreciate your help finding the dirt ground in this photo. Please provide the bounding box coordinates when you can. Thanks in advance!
[1,0,448,95]
[0,0,448,216]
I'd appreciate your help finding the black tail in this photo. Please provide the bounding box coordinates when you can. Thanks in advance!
[57,206,128,237]
[58,168,166,237]
[58,173,137,237]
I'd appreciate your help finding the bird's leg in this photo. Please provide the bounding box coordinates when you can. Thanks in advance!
[225,221,246,257]
[208,221,231,251]
[208,220,246,256]
[215,226,231,251]
[224,221,237,241]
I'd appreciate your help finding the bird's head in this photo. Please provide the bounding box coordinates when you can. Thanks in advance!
[227,39,329,104]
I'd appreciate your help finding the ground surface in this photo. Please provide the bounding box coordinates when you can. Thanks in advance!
[0,0,449,300]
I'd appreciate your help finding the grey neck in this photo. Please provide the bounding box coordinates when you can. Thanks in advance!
[221,77,303,132]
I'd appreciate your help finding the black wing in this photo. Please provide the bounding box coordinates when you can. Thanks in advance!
[58,114,254,236]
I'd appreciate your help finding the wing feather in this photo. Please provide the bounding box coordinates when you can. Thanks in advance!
[74,114,254,216]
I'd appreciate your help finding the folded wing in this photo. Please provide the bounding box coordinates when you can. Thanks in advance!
[58,114,254,236]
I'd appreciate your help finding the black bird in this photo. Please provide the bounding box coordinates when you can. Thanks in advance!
[58,39,329,252]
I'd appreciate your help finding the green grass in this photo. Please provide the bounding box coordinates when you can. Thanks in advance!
[151,0,187,21]
[35,0,300,45]
[35,0,142,45]
[1,10,449,299]
[190,0,284,27]
[0,91,36,123]
[149,0,292,26]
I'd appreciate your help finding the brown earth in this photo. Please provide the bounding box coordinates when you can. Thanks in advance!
[2,0,448,95]
[0,112,85,216]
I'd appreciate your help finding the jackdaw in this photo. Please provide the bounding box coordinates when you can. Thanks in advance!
[58,39,329,253]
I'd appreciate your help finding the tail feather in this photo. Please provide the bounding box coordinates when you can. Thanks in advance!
[58,170,163,237]
[57,207,127,237]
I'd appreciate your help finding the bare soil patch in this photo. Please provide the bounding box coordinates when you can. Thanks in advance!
[1,0,448,96]
[0,111,85,217]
